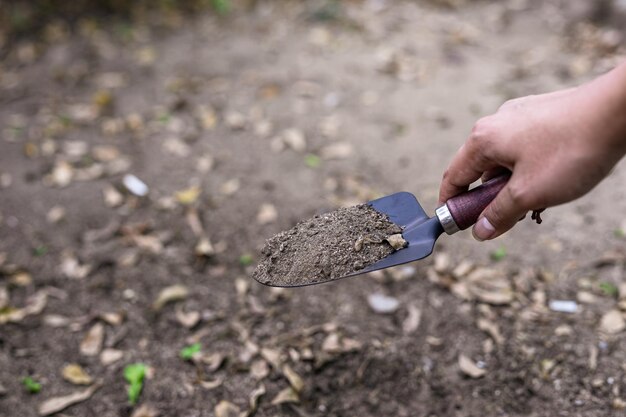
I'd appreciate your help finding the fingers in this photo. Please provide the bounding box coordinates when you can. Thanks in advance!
[438,119,503,205]
[472,180,530,241]
[481,167,510,182]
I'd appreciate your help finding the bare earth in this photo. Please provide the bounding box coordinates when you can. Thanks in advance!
[1,1,626,416]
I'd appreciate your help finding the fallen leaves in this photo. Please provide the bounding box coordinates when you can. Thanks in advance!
[175,185,201,205]
[599,310,625,334]
[402,304,421,335]
[257,204,278,225]
[153,285,189,311]
[271,387,299,405]
[38,384,101,416]
[80,323,104,356]
[458,354,486,378]
[0,290,48,324]
[62,364,93,385]
[215,401,241,417]
[131,404,160,417]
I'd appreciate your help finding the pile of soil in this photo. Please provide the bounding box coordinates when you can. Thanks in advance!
[253,204,406,287]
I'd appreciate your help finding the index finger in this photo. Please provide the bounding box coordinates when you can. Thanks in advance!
[438,141,499,205]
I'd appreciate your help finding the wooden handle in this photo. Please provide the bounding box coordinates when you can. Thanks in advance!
[446,175,509,231]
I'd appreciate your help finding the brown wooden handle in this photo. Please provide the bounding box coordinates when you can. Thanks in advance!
[446,174,509,231]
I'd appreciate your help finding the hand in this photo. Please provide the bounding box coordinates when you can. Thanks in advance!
[439,62,626,241]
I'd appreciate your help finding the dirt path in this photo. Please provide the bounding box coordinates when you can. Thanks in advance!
[1,1,626,416]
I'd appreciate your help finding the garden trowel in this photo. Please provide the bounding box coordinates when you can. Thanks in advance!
[265,174,513,286]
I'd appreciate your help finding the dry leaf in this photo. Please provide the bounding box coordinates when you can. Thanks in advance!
[458,354,486,378]
[246,384,266,416]
[214,400,241,417]
[271,387,299,405]
[80,323,104,356]
[60,255,92,279]
[466,268,513,305]
[10,271,32,286]
[131,234,163,254]
[92,145,120,162]
[433,252,452,274]
[62,364,93,385]
[38,384,101,416]
[195,237,215,257]
[319,142,353,160]
[196,352,225,372]
[153,285,189,311]
[100,348,124,366]
[250,359,269,380]
[257,204,278,225]
[600,310,625,334]
[477,318,504,345]
[225,112,246,130]
[175,185,201,205]
[50,161,73,187]
[260,348,282,370]
[0,291,47,324]
[46,206,66,224]
[176,307,200,329]
[282,129,306,152]
[100,312,123,326]
[402,304,421,335]
[103,185,124,208]
[200,378,223,390]
[163,138,190,157]
[281,365,304,393]
[220,179,240,196]
[131,404,160,417]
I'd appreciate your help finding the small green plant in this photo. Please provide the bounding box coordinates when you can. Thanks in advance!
[124,363,147,405]
[599,282,619,298]
[239,254,253,266]
[180,343,202,360]
[22,376,41,394]
[33,246,48,257]
[614,228,625,238]
[157,112,171,124]
[304,154,321,168]
[490,246,507,262]
[212,0,230,15]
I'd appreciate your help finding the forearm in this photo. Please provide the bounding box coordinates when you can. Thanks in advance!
[583,61,626,156]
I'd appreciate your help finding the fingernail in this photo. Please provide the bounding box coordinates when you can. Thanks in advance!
[473,217,495,241]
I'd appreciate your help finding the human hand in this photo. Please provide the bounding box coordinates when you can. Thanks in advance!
[439,63,626,241]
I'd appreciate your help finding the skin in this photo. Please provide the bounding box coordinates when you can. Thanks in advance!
[439,61,626,241]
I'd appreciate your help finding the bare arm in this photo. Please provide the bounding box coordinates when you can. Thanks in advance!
[439,61,626,241]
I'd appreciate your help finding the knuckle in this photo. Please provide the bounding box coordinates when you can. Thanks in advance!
[506,183,532,209]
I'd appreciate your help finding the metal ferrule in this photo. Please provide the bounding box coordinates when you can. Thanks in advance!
[435,204,460,235]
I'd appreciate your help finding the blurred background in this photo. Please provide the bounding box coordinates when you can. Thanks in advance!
[1,1,626,416]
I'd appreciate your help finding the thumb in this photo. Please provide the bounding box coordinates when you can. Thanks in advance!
[472,183,529,241]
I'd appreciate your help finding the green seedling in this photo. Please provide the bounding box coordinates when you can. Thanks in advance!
[490,246,507,262]
[212,0,231,15]
[614,228,625,238]
[239,254,253,266]
[180,343,202,360]
[599,282,619,298]
[33,246,48,257]
[304,154,321,168]
[22,376,41,394]
[124,363,147,405]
